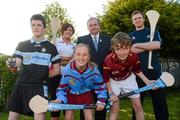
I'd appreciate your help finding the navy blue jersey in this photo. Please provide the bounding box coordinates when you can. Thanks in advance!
[13,39,60,85]
[129,27,162,71]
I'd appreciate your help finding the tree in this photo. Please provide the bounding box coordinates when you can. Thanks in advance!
[42,1,73,40]
[98,0,180,59]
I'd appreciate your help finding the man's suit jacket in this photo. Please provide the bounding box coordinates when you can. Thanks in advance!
[77,33,111,74]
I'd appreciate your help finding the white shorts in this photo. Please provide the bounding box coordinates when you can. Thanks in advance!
[110,73,140,98]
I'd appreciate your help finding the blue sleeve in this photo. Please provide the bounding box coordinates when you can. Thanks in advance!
[154,31,162,43]
[154,30,163,48]
[93,67,107,103]
[56,71,69,103]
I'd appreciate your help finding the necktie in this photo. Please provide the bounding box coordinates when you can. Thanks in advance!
[93,36,98,51]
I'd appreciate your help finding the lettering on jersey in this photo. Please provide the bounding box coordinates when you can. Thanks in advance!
[41,48,46,52]
[23,52,51,66]
[112,71,119,75]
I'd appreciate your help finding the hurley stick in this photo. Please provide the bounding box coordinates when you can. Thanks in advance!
[29,96,96,113]
[118,72,174,98]
[29,72,174,113]
[146,10,160,69]
[50,17,61,45]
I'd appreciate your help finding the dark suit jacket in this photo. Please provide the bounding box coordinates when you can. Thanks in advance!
[77,33,111,74]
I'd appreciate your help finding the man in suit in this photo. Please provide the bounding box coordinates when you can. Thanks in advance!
[77,17,111,120]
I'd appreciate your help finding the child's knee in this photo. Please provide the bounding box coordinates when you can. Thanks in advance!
[86,117,94,120]
[134,104,143,112]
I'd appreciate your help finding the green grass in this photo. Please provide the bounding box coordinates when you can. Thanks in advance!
[0,89,179,120]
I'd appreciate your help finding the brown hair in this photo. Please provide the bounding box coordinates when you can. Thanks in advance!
[111,32,132,50]
[60,23,75,34]
[30,14,46,28]
[131,10,145,21]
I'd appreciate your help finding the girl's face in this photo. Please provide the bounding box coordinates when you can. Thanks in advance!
[114,43,131,61]
[31,20,45,38]
[62,27,74,39]
[74,46,90,68]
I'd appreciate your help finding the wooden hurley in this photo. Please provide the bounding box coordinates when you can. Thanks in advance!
[50,17,61,45]
[29,95,96,113]
[117,72,174,98]
[146,10,160,69]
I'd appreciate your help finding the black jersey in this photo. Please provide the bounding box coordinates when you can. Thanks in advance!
[13,39,60,85]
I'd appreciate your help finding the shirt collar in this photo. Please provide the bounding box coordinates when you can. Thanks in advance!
[90,33,99,40]
[30,38,48,44]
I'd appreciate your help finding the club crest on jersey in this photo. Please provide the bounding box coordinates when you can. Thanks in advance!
[99,39,102,43]
[132,36,136,40]
[69,79,75,85]
[41,48,46,52]
[147,35,150,38]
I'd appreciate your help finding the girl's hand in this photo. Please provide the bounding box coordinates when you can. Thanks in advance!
[51,99,61,103]
[96,101,105,111]
[50,99,61,111]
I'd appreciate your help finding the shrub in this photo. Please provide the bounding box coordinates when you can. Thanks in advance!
[0,55,17,111]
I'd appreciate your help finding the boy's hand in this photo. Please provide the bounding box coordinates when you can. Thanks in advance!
[6,57,16,67]
[6,57,17,72]
[109,92,118,103]
[149,80,158,90]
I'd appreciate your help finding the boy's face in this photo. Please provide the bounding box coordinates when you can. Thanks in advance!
[31,20,45,38]
[74,46,90,68]
[132,13,144,29]
[113,43,131,61]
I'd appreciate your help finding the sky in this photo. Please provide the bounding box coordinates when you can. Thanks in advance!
[0,0,109,55]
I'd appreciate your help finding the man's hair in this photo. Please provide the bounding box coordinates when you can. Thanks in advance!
[30,14,46,28]
[131,10,145,20]
[87,17,100,26]
[111,32,132,50]
[60,23,75,34]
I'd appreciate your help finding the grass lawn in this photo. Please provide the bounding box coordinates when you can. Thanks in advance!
[0,89,179,120]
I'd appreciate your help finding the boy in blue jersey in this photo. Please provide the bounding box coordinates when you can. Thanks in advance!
[6,14,60,120]
[129,10,169,120]
[56,43,107,120]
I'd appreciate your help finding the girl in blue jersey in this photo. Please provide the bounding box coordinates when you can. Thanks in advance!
[56,43,107,120]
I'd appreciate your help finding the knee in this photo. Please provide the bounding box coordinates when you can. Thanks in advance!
[110,107,119,116]
[111,108,119,114]
[65,116,73,120]
[133,104,143,113]
[86,117,94,120]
